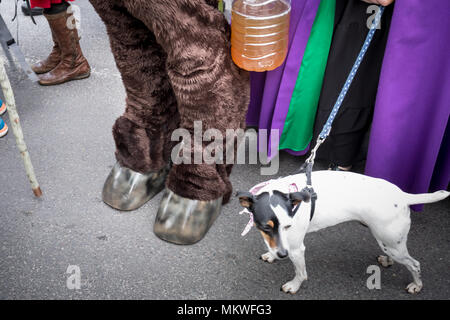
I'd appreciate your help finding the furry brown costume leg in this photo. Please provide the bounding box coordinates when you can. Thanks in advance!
[90,0,250,204]
[90,0,179,174]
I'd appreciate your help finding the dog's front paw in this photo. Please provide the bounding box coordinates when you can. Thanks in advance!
[260,252,276,263]
[281,279,302,294]
[406,282,422,294]
[377,255,394,268]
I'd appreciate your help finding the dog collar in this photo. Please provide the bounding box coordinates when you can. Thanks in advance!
[302,186,318,221]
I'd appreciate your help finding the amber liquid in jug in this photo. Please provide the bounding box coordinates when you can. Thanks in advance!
[231,0,291,72]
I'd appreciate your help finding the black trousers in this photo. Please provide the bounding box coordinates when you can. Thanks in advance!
[43,1,69,15]
[313,0,394,167]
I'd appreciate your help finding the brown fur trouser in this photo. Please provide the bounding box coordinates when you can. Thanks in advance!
[89,0,250,203]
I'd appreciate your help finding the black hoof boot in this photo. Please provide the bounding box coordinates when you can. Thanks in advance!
[154,189,222,245]
[102,162,168,211]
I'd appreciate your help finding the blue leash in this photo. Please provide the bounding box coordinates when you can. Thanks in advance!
[298,5,386,220]
[319,5,385,140]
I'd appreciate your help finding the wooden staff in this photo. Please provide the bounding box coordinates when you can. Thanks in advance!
[0,58,42,197]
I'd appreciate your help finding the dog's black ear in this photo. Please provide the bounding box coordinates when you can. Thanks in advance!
[236,191,254,208]
[290,191,311,206]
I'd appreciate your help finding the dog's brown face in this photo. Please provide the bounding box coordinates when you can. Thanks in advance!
[237,190,311,258]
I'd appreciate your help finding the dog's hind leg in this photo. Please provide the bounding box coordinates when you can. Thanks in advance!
[371,215,422,293]
[391,246,422,294]
[377,255,394,268]
[281,244,307,294]
[402,256,422,294]
[376,238,422,294]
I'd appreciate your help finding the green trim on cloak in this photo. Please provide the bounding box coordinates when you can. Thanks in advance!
[279,0,335,152]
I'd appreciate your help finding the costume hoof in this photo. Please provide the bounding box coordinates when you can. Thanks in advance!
[377,255,394,268]
[281,280,301,294]
[261,252,276,263]
[154,189,222,245]
[406,283,422,294]
[102,162,168,211]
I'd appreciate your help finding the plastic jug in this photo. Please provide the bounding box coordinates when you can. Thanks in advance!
[231,0,291,72]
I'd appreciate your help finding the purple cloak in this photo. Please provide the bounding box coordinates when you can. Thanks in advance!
[246,0,450,201]
[365,0,450,198]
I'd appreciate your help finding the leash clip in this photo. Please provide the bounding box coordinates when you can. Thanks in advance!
[305,137,325,166]
[296,137,324,175]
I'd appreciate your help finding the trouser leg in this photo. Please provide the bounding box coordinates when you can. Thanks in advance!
[125,0,250,203]
[43,1,70,15]
[90,0,179,174]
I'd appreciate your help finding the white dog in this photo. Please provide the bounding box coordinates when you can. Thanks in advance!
[237,171,449,294]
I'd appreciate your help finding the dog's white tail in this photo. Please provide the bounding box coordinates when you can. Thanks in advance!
[405,190,450,206]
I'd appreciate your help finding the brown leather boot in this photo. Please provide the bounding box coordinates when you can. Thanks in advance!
[38,10,90,86]
[32,30,61,74]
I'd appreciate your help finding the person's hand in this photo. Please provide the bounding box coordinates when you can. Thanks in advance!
[361,0,395,6]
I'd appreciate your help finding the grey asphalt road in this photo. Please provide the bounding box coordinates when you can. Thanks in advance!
[0,1,448,300]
